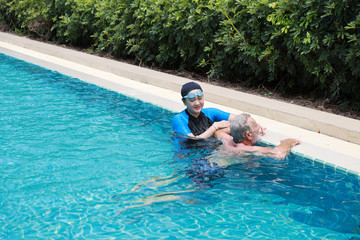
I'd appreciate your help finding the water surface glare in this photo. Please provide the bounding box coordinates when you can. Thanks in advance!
[1,53,360,239]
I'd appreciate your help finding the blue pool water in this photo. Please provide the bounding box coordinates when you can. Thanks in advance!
[1,52,360,239]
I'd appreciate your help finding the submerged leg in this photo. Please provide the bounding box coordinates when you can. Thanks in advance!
[115,189,196,216]
[112,173,186,200]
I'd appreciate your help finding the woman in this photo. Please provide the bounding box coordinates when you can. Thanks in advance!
[172,81,235,138]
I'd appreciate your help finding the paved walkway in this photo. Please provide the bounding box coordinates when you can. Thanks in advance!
[1,32,360,175]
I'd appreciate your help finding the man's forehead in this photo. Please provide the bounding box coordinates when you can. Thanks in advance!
[247,117,257,127]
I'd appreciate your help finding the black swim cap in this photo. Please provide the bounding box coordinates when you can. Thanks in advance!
[181,82,203,97]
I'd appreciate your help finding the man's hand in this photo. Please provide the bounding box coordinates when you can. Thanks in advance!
[280,138,301,147]
[271,138,301,159]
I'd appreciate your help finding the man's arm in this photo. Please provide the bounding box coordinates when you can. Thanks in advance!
[225,139,301,160]
[260,139,301,159]
[213,124,231,139]
[228,113,237,122]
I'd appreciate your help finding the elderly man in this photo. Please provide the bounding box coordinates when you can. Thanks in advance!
[172,81,236,138]
[215,113,301,161]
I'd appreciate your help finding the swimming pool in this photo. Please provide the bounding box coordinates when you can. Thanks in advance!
[1,52,360,239]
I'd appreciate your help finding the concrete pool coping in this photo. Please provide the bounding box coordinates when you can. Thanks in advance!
[1,31,360,175]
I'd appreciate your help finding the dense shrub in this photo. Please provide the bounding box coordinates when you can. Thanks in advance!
[93,0,223,71]
[208,0,360,110]
[1,0,359,111]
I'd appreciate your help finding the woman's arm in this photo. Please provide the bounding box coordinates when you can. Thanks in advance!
[190,120,230,139]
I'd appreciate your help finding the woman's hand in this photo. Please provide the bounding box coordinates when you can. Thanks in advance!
[213,120,230,130]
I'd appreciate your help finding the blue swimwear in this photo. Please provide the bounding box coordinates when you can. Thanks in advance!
[187,157,224,187]
[172,108,230,136]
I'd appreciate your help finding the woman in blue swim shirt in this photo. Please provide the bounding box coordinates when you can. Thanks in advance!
[173,81,236,138]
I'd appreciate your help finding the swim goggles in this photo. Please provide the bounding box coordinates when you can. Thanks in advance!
[183,90,203,99]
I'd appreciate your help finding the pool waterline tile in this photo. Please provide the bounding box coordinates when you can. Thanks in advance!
[347,169,360,178]
[335,165,348,174]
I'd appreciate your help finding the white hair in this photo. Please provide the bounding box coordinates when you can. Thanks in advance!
[230,113,252,143]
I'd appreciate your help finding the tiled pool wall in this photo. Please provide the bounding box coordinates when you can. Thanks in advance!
[261,140,360,178]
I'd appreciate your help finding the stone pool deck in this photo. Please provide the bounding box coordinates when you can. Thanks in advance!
[1,31,360,175]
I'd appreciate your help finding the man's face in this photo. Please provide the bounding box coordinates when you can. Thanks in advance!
[248,117,262,144]
[183,89,204,116]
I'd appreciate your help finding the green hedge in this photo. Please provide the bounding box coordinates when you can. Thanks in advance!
[1,0,359,111]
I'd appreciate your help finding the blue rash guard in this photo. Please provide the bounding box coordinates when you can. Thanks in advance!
[172,108,230,136]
